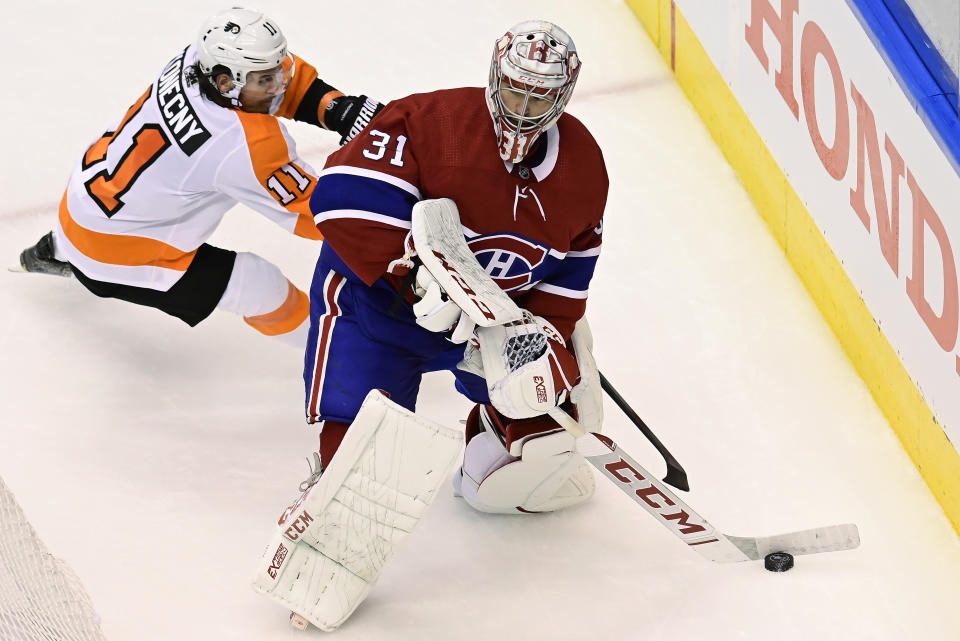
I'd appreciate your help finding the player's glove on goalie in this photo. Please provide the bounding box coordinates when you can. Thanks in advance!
[470,311,581,419]
[326,95,383,144]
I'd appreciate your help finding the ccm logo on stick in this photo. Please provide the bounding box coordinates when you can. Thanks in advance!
[604,458,707,535]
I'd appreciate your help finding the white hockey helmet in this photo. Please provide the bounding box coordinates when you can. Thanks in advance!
[196,8,293,111]
[486,20,581,163]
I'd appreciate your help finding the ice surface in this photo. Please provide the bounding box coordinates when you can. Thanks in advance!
[2,1,959,639]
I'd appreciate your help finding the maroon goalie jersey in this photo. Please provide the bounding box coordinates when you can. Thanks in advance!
[309,87,608,340]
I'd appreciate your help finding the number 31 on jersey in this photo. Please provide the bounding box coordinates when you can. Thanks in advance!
[362,130,407,167]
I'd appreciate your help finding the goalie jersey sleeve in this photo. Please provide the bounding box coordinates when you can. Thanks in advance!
[310,87,608,340]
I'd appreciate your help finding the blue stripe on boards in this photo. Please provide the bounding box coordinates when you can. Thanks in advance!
[844,0,960,176]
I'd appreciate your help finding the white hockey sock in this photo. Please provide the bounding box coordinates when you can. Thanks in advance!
[217,252,308,343]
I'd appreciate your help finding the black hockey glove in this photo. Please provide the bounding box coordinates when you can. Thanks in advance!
[326,95,384,145]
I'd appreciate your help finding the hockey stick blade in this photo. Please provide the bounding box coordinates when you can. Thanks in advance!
[556,412,861,563]
[725,524,860,560]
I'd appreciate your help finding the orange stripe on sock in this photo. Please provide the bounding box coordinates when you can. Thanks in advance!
[58,192,196,270]
[244,281,309,336]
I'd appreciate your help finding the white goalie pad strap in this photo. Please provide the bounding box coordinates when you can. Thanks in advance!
[411,198,523,327]
[569,317,603,433]
[252,390,462,631]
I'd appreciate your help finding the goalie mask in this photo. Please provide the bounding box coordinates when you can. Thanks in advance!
[196,8,295,114]
[486,21,581,163]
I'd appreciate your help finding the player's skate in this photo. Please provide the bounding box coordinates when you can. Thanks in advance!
[253,390,462,631]
[17,232,72,277]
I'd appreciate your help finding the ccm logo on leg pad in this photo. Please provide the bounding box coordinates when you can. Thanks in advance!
[283,511,315,541]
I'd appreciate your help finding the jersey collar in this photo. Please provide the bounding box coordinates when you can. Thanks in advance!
[502,124,560,181]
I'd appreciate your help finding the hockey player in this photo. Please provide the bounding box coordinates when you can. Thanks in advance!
[254,21,608,630]
[18,8,381,345]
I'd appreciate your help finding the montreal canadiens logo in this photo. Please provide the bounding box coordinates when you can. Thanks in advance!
[468,235,548,290]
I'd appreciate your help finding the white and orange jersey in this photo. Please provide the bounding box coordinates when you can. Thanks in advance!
[55,42,328,291]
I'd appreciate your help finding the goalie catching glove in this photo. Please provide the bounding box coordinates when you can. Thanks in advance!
[462,311,581,420]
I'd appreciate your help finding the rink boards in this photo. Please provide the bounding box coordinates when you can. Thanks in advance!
[625,0,960,534]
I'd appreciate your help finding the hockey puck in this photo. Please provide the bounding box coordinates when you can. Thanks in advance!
[764,551,794,572]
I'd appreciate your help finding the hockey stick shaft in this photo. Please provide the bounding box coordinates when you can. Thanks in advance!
[599,372,689,492]
[547,408,860,563]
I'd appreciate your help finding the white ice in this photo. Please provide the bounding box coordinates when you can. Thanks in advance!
[2,1,959,640]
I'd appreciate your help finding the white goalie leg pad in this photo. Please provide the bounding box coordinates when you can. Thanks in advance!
[458,411,595,514]
[252,390,462,631]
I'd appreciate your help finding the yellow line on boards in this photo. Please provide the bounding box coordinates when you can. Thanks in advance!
[624,0,960,535]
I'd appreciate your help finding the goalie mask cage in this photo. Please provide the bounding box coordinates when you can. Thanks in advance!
[0,475,107,641]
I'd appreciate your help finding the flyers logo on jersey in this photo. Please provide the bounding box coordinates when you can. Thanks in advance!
[468,235,548,291]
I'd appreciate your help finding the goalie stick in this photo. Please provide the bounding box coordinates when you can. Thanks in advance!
[413,197,860,562]
[547,407,860,562]
[412,198,688,490]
